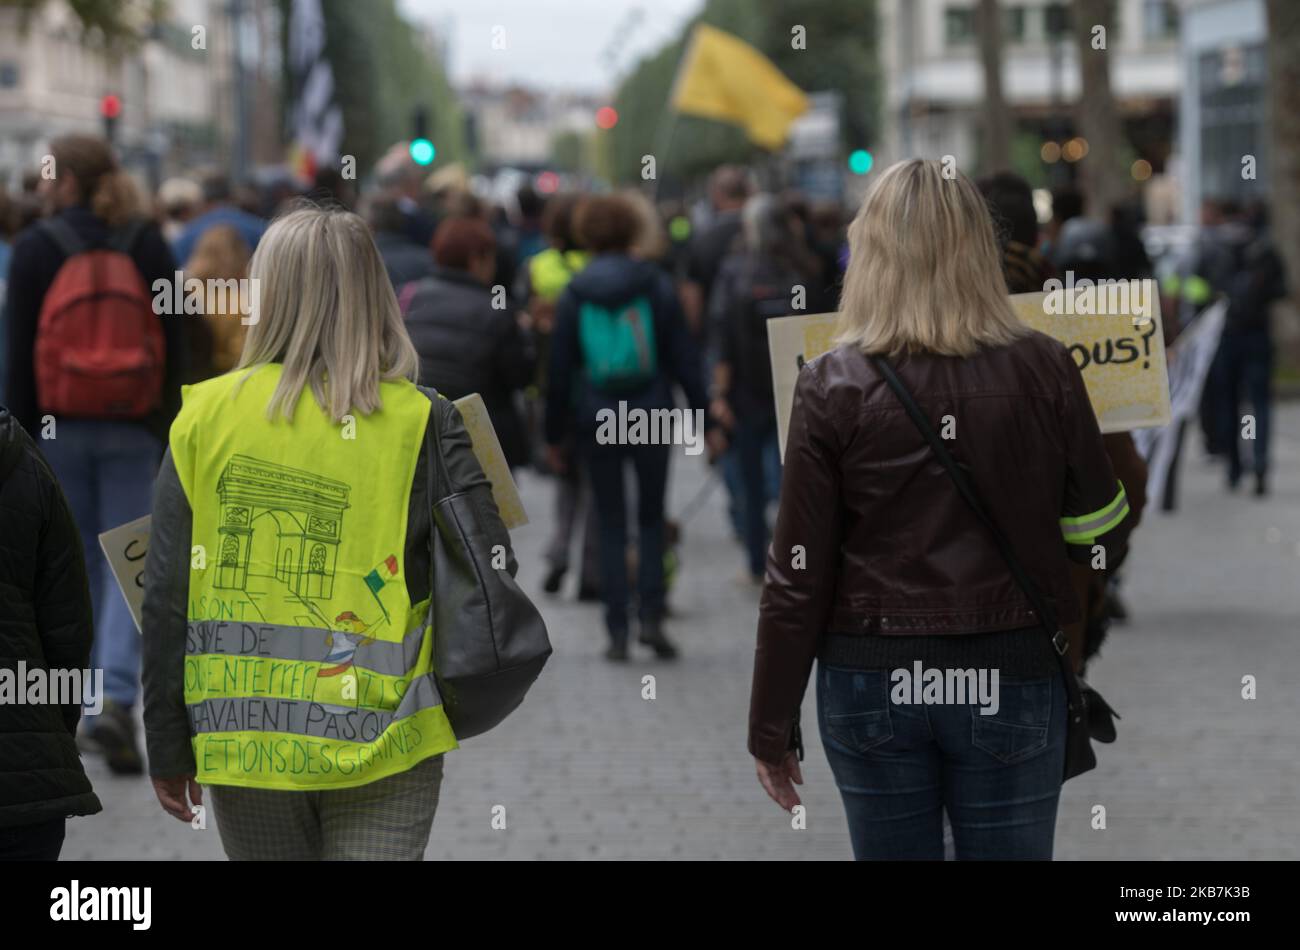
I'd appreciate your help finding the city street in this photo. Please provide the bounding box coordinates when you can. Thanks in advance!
[64,404,1300,861]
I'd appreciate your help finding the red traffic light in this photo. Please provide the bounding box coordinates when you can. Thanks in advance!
[595,106,618,130]
[100,94,122,119]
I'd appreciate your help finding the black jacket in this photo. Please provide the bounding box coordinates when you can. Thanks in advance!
[708,252,808,423]
[4,206,183,442]
[403,267,535,467]
[374,229,436,292]
[545,254,710,446]
[0,408,102,827]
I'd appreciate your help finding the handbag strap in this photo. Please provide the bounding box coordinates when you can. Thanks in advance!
[417,385,452,505]
[418,386,451,634]
[868,354,1089,722]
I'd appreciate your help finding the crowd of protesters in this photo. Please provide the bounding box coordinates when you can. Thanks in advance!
[0,131,1286,861]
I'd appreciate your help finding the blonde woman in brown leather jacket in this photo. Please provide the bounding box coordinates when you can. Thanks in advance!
[748,160,1133,860]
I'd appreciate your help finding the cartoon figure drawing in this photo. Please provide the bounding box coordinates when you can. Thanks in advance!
[313,610,378,714]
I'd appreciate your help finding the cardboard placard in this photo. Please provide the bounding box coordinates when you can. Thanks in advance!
[98,514,151,634]
[769,280,1172,456]
[451,393,528,530]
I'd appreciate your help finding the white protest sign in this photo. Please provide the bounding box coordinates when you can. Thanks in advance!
[98,514,151,634]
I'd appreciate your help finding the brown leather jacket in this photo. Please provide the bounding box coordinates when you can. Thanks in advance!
[748,332,1134,764]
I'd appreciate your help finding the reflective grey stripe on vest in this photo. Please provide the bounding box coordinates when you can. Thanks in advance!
[186,618,426,679]
[187,673,443,741]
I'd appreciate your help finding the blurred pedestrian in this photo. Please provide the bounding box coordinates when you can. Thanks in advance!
[519,194,601,599]
[749,160,1133,860]
[403,216,536,468]
[0,404,102,858]
[156,177,202,245]
[512,183,548,266]
[0,185,17,396]
[977,171,1055,293]
[682,165,753,335]
[142,206,520,859]
[708,194,809,586]
[4,134,185,775]
[309,166,357,211]
[375,143,438,248]
[182,223,254,379]
[545,195,716,660]
[1210,202,1287,496]
[172,169,266,265]
[365,194,436,293]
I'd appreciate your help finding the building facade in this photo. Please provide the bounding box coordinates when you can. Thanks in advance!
[1177,0,1270,222]
[0,0,282,190]
[875,0,1183,191]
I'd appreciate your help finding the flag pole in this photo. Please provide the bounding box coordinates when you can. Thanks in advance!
[650,25,699,201]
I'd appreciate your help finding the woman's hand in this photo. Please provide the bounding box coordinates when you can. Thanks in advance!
[754,752,803,811]
[152,775,203,823]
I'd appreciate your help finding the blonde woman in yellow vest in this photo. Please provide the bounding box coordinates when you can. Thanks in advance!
[140,205,516,860]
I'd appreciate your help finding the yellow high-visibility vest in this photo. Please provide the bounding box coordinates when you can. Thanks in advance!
[169,364,456,790]
[528,248,588,303]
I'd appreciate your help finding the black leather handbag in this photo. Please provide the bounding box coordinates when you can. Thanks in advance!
[422,391,552,739]
[871,355,1117,782]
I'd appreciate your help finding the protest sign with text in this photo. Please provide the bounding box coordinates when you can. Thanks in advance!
[769,280,1171,457]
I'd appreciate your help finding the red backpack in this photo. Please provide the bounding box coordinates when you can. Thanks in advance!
[34,217,165,419]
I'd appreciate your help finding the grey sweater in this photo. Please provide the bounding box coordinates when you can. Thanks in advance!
[140,393,516,778]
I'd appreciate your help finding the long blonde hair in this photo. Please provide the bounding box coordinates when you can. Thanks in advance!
[236,205,419,422]
[835,159,1029,357]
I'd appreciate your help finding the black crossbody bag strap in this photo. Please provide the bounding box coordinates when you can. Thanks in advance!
[868,354,1090,736]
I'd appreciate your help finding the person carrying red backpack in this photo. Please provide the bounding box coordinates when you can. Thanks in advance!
[4,134,185,774]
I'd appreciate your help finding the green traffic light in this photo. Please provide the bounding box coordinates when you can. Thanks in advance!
[849,150,874,175]
[410,138,436,166]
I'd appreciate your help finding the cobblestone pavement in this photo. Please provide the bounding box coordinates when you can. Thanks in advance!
[64,406,1300,860]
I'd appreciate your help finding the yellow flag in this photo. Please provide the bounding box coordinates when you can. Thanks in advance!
[670,24,810,150]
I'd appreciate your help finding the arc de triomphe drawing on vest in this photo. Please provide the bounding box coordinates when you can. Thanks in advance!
[214,454,351,601]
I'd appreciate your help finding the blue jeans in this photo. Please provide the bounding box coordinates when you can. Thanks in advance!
[41,419,161,714]
[733,416,781,576]
[1212,330,1272,482]
[584,440,670,635]
[817,664,1067,860]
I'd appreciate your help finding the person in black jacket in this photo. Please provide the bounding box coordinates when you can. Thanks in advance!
[545,195,717,661]
[403,216,536,468]
[707,195,813,586]
[4,135,183,776]
[365,194,436,294]
[0,407,102,859]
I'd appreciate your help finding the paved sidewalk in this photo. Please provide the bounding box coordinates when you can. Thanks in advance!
[63,407,1300,860]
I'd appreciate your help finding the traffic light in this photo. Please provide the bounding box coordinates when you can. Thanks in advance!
[848,149,874,175]
[100,94,121,143]
[410,105,435,165]
[409,138,435,166]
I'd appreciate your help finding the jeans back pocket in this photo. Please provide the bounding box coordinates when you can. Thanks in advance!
[970,675,1053,764]
[818,666,894,755]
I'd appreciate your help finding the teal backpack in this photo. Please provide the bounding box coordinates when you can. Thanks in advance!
[578,296,658,391]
